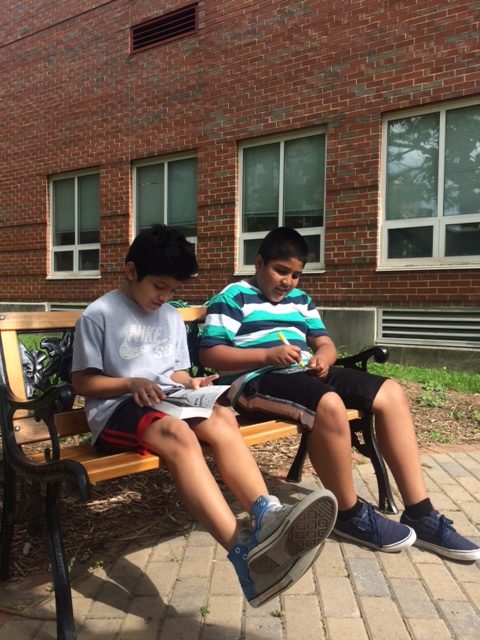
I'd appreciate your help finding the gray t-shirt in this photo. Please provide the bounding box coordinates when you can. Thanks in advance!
[72,289,190,443]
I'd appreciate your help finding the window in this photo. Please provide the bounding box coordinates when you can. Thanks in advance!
[239,131,326,270]
[51,171,100,276]
[381,102,480,267]
[135,156,197,240]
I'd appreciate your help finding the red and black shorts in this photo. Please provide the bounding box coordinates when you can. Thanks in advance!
[96,398,167,455]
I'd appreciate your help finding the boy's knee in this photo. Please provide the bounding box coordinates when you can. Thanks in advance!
[143,417,199,453]
[374,378,408,410]
[316,391,347,418]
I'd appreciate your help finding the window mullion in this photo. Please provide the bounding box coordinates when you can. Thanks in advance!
[164,162,169,225]
[278,142,285,225]
[74,177,79,272]
[437,110,446,258]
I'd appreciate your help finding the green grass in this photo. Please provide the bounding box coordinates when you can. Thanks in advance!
[368,362,480,394]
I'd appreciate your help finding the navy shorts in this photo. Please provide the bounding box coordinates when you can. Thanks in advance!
[96,398,167,455]
[236,366,386,430]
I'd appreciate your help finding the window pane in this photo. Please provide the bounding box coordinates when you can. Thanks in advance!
[78,174,99,243]
[243,143,280,232]
[445,223,480,256]
[137,164,164,229]
[168,158,197,237]
[243,238,263,265]
[79,249,100,270]
[444,105,480,216]
[303,234,321,263]
[387,226,433,258]
[54,251,73,271]
[386,114,439,220]
[53,178,75,245]
[284,135,325,228]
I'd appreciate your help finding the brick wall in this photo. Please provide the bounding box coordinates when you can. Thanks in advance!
[0,0,479,308]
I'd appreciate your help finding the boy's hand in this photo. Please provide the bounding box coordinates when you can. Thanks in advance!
[129,378,166,407]
[305,355,330,379]
[188,373,219,389]
[267,345,303,367]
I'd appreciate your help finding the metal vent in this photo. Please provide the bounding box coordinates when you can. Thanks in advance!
[131,4,197,53]
[379,309,480,348]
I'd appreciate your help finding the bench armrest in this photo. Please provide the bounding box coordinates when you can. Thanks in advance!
[335,346,389,371]
[0,384,91,501]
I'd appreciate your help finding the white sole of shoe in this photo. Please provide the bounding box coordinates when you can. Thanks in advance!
[247,489,337,573]
[333,526,417,552]
[414,539,480,562]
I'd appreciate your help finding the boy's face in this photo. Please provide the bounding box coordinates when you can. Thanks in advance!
[123,262,182,312]
[254,256,304,303]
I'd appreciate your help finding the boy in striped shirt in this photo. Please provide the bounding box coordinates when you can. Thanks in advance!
[200,227,480,562]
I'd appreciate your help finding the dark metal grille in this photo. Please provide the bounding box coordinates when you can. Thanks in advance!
[131,4,197,52]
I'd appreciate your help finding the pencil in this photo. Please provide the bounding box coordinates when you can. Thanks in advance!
[277,332,305,367]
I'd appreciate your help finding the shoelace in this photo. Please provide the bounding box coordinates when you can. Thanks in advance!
[437,514,455,543]
[361,504,382,547]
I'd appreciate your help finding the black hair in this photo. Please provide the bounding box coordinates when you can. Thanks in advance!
[125,224,198,281]
[258,227,309,265]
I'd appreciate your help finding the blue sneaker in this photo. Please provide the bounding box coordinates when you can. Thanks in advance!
[334,501,416,552]
[400,510,480,562]
[228,528,325,608]
[247,490,337,573]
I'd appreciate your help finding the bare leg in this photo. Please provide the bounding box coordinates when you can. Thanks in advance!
[141,414,239,550]
[191,404,270,513]
[306,391,357,510]
[372,379,427,506]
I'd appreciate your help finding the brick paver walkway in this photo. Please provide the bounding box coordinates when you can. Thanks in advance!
[1,447,479,639]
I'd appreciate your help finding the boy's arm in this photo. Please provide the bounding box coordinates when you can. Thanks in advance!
[200,343,302,371]
[72,369,166,407]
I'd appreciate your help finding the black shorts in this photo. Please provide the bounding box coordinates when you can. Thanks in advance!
[236,366,386,430]
[96,398,167,455]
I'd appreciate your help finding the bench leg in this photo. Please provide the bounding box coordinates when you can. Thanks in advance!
[286,431,309,482]
[0,461,16,581]
[45,482,77,640]
[357,419,399,515]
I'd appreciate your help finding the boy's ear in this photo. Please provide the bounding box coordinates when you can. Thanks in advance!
[125,261,137,281]
[254,255,265,272]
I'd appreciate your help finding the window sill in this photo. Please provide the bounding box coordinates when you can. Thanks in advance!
[46,274,101,280]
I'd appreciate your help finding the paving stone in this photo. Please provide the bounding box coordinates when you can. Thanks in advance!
[318,576,360,617]
[406,618,452,640]
[209,558,242,596]
[360,596,411,640]
[325,617,369,640]
[201,594,243,639]
[347,557,390,597]
[284,594,324,639]
[436,600,480,640]
[158,615,202,640]
[416,563,468,602]
[389,578,439,618]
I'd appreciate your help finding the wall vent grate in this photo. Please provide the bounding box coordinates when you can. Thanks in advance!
[131,4,197,53]
[378,309,480,348]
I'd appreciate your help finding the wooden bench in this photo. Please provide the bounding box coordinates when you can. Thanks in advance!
[0,307,397,639]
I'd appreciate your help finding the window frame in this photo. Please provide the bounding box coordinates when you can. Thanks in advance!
[49,169,100,279]
[133,153,198,245]
[380,99,480,270]
[237,129,327,274]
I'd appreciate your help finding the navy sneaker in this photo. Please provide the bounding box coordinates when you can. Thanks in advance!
[228,527,325,608]
[400,510,480,562]
[334,501,416,552]
[247,491,337,573]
